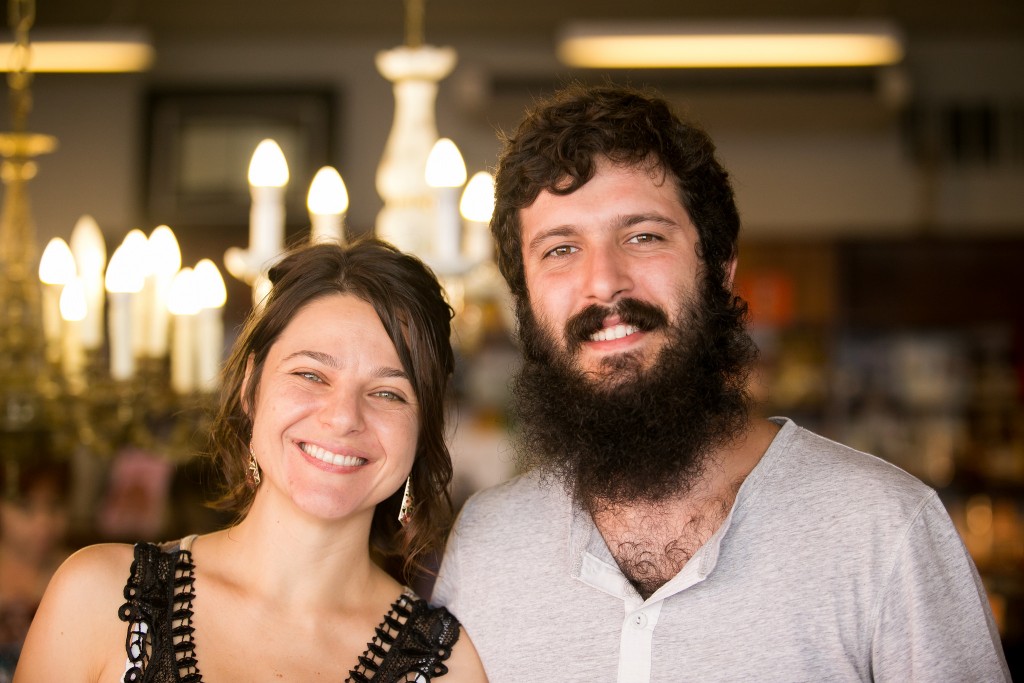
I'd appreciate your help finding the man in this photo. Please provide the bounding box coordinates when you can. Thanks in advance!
[432,83,1009,681]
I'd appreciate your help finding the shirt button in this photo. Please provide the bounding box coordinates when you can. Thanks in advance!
[632,612,648,629]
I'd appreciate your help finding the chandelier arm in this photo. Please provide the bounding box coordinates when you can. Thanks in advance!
[7,0,35,132]
[404,0,425,48]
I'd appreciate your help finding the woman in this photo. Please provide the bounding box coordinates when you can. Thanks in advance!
[15,239,486,682]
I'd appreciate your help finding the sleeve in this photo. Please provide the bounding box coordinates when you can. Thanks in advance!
[430,502,466,615]
[870,491,1011,682]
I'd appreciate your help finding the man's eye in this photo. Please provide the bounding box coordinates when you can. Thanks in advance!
[546,245,577,257]
[629,233,659,244]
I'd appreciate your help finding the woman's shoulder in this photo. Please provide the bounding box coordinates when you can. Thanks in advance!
[13,543,137,682]
[50,542,137,597]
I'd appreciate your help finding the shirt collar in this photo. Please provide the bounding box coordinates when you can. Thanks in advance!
[566,418,796,604]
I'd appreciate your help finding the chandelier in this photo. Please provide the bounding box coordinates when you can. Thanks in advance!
[0,0,499,498]
[221,0,503,351]
[224,0,497,309]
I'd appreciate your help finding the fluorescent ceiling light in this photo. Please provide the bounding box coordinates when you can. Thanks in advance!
[0,29,154,73]
[558,21,904,69]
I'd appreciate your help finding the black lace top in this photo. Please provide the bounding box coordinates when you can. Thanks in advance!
[117,538,460,683]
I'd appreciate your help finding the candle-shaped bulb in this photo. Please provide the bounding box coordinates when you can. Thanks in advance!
[248,139,289,187]
[425,138,467,188]
[167,267,201,316]
[193,259,227,393]
[460,171,496,222]
[106,240,145,382]
[39,238,78,359]
[426,139,467,265]
[120,228,148,256]
[59,278,87,322]
[193,259,227,309]
[105,243,146,293]
[59,277,88,387]
[307,166,349,243]
[247,139,289,268]
[147,225,181,277]
[69,215,106,351]
[69,215,106,275]
[307,166,349,216]
[39,238,77,284]
[143,225,181,358]
[168,267,200,395]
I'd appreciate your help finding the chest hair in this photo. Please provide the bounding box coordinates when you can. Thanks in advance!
[594,481,741,600]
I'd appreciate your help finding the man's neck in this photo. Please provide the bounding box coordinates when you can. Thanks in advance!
[590,418,779,599]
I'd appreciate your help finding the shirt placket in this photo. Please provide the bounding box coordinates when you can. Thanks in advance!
[570,501,738,683]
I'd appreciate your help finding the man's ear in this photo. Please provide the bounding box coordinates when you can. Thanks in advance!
[240,353,256,417]
[726,258,738,289]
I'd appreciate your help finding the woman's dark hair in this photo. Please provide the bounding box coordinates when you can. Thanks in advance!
[208,238,456,579]
[491,82,741,302]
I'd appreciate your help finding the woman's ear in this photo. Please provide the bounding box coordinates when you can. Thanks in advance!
[240,353,256,417]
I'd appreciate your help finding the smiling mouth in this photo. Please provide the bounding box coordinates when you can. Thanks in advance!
[567,299,668,347]
[300,442,367,467]
[589,324,640,342]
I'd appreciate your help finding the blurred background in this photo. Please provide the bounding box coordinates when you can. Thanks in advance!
[0,0,1022,677]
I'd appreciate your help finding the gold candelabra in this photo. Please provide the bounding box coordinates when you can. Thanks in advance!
[0,0,212,503]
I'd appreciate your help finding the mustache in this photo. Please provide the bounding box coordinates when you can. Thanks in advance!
[565,298,669,344]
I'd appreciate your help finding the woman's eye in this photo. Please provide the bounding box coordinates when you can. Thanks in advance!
[296,371,323,383]
[372,390,406,403]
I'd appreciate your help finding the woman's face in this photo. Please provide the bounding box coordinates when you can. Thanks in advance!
[246,293,419,523]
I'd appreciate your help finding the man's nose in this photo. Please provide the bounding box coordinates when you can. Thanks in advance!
[583,247,633,303]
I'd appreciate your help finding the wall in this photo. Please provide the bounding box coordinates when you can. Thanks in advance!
[11,34,1024,253]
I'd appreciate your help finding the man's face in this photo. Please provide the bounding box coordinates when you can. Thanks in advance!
[510,157,756,509]
[519,158,703,382]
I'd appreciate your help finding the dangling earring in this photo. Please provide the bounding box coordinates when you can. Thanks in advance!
[246,440,261,489]
[398,476,413,526]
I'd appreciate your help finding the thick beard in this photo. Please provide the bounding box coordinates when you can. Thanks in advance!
[510,275,757,512]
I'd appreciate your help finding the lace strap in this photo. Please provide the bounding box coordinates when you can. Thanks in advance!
[117,542,203,683]
[347,592,461,682]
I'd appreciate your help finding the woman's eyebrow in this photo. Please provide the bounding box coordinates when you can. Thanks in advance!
[283,349,340,368]
[282,350,409,380]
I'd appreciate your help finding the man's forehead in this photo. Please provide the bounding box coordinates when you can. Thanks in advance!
[545,155,675,195]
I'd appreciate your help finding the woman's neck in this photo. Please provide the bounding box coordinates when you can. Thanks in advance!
[195,489,397,612]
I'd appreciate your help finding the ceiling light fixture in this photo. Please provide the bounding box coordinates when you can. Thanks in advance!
[0,29,153,73]
[558,21,904,69]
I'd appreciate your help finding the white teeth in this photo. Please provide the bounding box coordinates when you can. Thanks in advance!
[589,324,638,342]
[300,443,366,467]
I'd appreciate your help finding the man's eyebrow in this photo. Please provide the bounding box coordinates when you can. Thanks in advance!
[622,212,680,229]
[282,350,410,380]
[527,225,578,254]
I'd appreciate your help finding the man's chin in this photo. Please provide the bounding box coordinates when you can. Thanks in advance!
[585,349,654,380]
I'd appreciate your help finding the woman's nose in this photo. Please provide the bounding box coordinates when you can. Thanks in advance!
[318,389,365,433]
